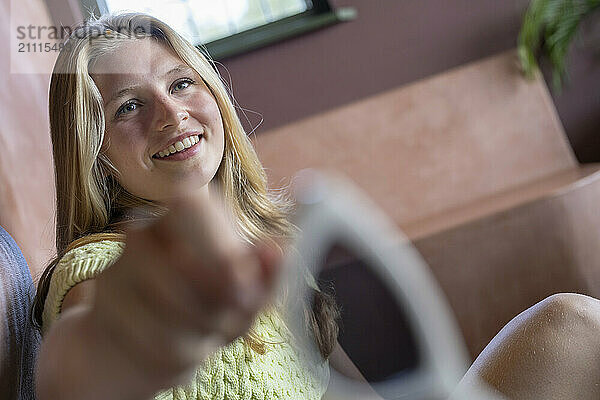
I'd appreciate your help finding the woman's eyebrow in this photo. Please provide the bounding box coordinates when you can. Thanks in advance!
[162,64,194,78]
[107,85,140,106]
[106,65,194,107]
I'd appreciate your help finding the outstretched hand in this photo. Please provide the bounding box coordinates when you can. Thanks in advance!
[90,190,282,389]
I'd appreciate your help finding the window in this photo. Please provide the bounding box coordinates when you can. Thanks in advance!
[80,0,356,59]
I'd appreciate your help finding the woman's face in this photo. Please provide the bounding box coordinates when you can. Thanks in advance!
[91,38,225,201]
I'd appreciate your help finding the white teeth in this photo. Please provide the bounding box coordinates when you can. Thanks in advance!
[155,134,201,158]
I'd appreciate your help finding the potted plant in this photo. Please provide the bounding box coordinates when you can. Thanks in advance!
[518,0,599,91]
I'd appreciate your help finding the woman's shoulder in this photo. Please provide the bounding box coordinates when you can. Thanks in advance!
[59,233,126,267]
[42,233,126,333]
[52,233,126,289]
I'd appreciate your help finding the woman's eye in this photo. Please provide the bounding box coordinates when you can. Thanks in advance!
[172,78,194,93]
[116,101,139,117]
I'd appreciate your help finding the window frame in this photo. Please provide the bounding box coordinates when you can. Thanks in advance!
[78,0,356,59]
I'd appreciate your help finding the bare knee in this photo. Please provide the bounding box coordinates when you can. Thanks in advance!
[465,293,600,399]
[530,293,600,331]
[502,293,600,358]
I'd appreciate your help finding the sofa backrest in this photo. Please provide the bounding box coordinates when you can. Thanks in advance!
[252,49,600,360]
[253,50,577,239]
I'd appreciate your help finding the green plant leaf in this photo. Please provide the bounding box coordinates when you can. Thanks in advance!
[517,0,599,91]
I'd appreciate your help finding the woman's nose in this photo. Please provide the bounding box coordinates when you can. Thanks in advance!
[177,111,189,122]
[155,98,188,132]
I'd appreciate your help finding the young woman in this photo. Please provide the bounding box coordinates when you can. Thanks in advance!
[33,12,344,400]
[33,11,600,400]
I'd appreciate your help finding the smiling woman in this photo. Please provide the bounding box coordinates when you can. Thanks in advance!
[90,40,225,201]
[33,12,340,400]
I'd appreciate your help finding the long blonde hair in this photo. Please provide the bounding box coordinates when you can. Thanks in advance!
[32,12,338,358]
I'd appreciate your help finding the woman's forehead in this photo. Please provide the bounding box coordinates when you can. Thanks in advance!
[90,39,197,103]
[90,38,186,76]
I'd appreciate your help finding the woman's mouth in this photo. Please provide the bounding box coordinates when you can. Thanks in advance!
[153,134,203,161]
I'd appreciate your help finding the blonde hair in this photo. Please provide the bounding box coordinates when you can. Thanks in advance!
[33,12,338,359]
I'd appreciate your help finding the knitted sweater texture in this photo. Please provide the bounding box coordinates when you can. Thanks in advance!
[42,240,329,400]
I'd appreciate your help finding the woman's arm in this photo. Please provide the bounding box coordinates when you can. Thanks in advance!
[36,282,160,400]
[328,340,366,381]
[36,193,282,400]
[323,341,385,400]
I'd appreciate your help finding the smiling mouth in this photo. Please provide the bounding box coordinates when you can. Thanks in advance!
[153,134,202,159]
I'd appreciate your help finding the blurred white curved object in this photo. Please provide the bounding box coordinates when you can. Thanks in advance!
[282,169,504,400]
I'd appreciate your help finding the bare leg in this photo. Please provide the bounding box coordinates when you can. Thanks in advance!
[460,293,600,399]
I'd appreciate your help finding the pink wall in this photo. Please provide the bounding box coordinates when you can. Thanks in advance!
[0,0,56,279]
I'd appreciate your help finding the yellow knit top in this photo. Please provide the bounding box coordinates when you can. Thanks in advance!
[42,239,330,400]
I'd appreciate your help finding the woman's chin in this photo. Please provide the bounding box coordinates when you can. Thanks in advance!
[146,181,211,202]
